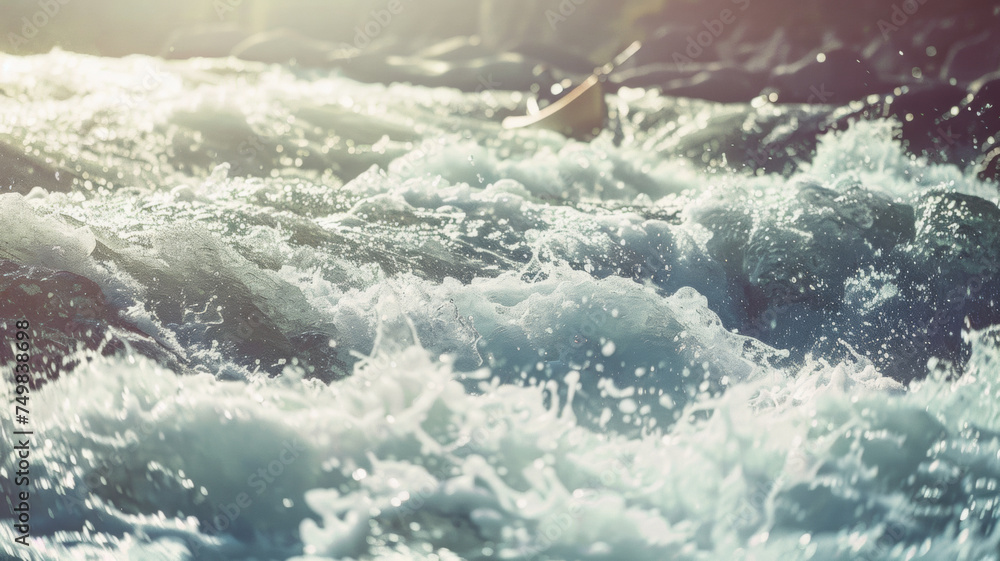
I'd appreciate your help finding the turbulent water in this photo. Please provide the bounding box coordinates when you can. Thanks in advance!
[2,49,1000,560]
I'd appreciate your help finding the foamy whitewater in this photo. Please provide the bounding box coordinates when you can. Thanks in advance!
[1,50,1000,560]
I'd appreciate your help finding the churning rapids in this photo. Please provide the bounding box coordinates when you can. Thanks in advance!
[2,49,1000,560]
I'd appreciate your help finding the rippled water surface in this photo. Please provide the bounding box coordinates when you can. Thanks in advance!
[1,50,1000,560]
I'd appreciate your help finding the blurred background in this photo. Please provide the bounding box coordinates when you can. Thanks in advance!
[3,0,656,60]
[2,0,996,82]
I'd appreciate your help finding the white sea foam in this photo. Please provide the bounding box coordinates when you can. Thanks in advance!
[1,50,999,561]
